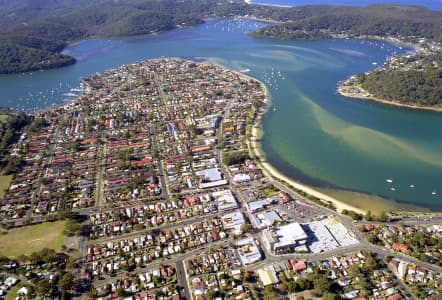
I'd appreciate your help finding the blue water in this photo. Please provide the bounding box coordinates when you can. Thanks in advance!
[0,19,441,210]
[250,0,442,10]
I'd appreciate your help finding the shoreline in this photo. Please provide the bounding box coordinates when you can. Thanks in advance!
[245,0,292,7]
[338,85,442,113]
[243,0,442,11]
[248,81,366,215]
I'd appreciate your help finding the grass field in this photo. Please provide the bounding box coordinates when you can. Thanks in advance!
[6,284,21,300]
[0,175,12,198]
[0,114,9,122]
[0,221,67,258]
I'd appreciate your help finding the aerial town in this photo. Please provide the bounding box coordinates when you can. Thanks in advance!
[0,58,441,300]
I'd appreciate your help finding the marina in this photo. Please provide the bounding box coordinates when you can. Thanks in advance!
[1,18,441,211]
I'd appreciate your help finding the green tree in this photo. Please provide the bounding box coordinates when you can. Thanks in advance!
[365,210,372,221]
[35,279,56,297]
[263,285,278,300]
[296,277,312,291]
[313,277,331,296]
[383,254,393,264]
[378,211,388,222]
[64,219,83,236]
[87,286,98,299]
[322,292,338,300]
[364,253,377,270]
[116,288,125,298]
[59,272,75,293]
[283,281,298,293]
[348,264,361,278]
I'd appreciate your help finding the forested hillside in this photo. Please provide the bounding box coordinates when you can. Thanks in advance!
[1,0,442,74]
[0,0,226,74]
[250,5,442,42]
[247,4,442,108]
[355,52,442,107]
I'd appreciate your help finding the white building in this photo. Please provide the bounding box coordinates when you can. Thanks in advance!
[221,211,246,235]
[233,173,251,183]
[266,222,308,254]
[253,211,282,229]
[398,261,408,279]
[247,198,271,212]
[196,168,228,188]
[213,189,238,211]
[257,265,279,286]
[236,237,262,265]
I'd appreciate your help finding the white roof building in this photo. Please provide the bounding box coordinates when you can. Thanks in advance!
[196,168,228,188]
[247,198,271,212]
[253,211,282,228]
[257,265,279,286]
[221,211,246,235]
[236,237,262,265]
[233,173,251,183]
[270,222,308,253]
[213,189,238,211]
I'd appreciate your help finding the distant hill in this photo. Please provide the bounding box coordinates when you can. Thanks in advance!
[1,0,442,74]
[355,51,442,107]
[250,4,442,42]
[0,0,225,74]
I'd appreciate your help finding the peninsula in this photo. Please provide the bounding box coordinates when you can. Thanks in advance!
[1,0,442,78]
[0,58,441,299]
[338,49,442,110]
[249,4,442,110]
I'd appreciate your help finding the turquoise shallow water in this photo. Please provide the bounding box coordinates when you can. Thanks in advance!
[0,19,441,210]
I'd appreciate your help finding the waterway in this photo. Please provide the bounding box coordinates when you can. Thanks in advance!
[0,19,441,211]
[249,0,442,11]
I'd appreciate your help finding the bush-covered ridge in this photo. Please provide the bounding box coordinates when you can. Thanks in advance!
[0,0,218,74]
[1,1,442,74]
[355,51,442,107]
[250,5,442,43]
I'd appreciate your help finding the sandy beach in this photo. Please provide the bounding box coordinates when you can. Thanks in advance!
[248,83,366,214]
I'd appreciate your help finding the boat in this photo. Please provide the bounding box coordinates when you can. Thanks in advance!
[63,93,78,97]
[409,184,415,188]
[372,62,378,65]
[432,191,437,195]
[390,187,396,191]
[239,69,251,73]
[273,108,276,112]
[386,178,393,183]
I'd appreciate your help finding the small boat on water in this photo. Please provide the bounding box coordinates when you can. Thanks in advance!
[409,184,415,188]
[391,187,396,191]
[63,93,78,97]
[240,69,251,73]
[386,178,393,183]
[432,191,437,195]
[273,107,276,112]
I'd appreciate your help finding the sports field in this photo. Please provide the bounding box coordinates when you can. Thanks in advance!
[0,221,67,257]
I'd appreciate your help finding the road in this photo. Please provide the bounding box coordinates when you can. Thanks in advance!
[24,127,61,223]
[91,240,226,285]
[94,136,106,212]
[70,73,440,300]
[152,73,170,201]
[85,213,221,246]
[150,123,169,200]
[270,177,442,268]
[73,135,106,299]
[176,260,192,300]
